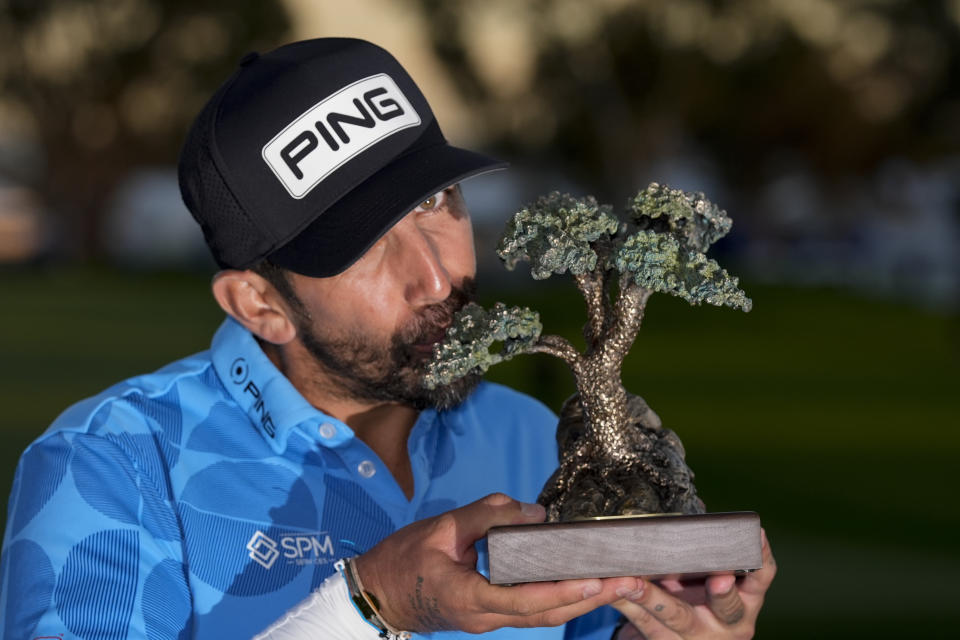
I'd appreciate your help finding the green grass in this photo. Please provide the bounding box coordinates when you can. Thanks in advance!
[2,267,958,637]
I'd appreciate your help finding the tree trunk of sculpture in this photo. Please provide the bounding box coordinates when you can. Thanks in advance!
[538,355,705,522]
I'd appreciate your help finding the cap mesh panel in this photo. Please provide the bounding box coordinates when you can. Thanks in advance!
[179,96,265,269]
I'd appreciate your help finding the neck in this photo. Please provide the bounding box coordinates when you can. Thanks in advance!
[261,339,418,498]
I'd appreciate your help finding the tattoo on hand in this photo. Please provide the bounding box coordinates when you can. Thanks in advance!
[654,604,664,612]
[408,575,452,630]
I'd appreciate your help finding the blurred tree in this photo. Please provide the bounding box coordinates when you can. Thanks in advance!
[0,0,288,259]
[414,0,960,207]
[4,0,959,261]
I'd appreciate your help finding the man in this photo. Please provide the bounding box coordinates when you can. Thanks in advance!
[1,38,774,639]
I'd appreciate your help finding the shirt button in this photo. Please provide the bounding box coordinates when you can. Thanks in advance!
[318,422,337,439]
[357,460,376,478]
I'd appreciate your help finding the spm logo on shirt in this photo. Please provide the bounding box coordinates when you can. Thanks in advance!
[262,73,421,199]
[247,530,336,569]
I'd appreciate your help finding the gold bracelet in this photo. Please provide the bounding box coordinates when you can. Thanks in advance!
[336,558,412,640]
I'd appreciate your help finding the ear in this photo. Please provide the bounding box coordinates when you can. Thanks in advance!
[211,270,297,345]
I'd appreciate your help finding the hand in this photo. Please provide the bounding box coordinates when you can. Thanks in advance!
[613,529,776,639]
[353,493,643,634]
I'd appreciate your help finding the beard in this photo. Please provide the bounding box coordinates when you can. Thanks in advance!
[295,278,481,411]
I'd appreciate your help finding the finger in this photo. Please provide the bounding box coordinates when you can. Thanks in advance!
[471,577,643,630]
[454,493,546,538]
[705,573,736,596]
[657,578,684,593]
[521,578,645,628]
[473,574,641,618]
[617,578,702,636]
[706,578,746,625]
[654,577,708,606]
[438,494,546,557]
[741,528,777,597]
[612,600,675,640]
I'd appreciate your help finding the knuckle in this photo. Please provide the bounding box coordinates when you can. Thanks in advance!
[462,618,493,634]
[629,608,657,628]
[530,607,576,629]
[538,610,570,628]
[712,593,746,623]
[432,513,454,530]
[483,492,513,506]
[724,605,747,625]
[632,587,654,606]
[509,599,536,616]
[619,602,656,629]
[661,604,696,634]
[428,513,458,539]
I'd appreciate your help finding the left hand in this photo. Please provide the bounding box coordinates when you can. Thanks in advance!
[613,529,776,639]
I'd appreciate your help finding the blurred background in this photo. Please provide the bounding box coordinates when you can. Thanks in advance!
[1,0,957,637]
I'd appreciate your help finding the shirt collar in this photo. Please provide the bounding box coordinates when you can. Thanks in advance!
[210,317,354,453]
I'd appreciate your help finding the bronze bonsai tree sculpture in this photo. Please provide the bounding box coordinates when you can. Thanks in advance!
[424,183,751,522]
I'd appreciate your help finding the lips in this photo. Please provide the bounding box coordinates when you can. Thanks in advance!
[401,278,476,360]
[424,326,450,344]
[410,325,450,355]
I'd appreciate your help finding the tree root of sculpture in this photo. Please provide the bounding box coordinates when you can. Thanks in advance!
[539,394,706,522]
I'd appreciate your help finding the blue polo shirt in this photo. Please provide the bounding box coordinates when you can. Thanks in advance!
[1,318,618,640]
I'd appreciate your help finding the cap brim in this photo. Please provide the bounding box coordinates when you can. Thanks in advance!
[268,143,506,277]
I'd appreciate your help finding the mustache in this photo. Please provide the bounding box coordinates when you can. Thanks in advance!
[396,277,478,351]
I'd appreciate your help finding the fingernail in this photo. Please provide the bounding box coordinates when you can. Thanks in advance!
[582,581,602,598]
[615,585,643,601]
[760,528,767,546]
[709,575,736,596]
[521,502,546,518]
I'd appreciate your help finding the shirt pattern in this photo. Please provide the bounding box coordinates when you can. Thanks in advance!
[1,318,618,640]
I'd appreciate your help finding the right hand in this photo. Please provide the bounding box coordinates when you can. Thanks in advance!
[353,493,643,634]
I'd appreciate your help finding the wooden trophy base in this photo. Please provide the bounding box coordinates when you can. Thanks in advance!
[483,511,761,585]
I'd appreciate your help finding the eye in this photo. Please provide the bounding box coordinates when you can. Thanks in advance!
[415,189,448,213]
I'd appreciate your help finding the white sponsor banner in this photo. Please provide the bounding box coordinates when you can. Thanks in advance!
[262,74,421,199]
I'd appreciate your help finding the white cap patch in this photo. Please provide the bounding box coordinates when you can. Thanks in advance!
[262,74,421,199]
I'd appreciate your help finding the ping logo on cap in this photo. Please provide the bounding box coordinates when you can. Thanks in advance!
[262,74,421,199]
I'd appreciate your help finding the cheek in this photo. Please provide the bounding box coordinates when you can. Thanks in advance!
[356,287,399,318]
[443,221,477,276]
[324,279,406,334]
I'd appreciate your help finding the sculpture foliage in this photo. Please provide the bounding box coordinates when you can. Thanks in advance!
[425,183,751,521]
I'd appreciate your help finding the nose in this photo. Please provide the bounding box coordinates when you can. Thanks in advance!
[392,215,452,307]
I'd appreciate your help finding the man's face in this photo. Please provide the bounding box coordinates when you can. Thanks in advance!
[284,185,481,410]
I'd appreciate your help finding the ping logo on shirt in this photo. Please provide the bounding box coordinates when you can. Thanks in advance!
[262,74,421,199]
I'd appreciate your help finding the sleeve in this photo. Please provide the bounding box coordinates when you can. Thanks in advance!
[1,430,193,640]
[252,569,382,640]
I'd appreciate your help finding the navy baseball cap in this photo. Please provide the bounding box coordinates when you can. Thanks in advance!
[178,38,505,277]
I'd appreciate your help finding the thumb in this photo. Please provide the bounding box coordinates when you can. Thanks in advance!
[453,493,546,544]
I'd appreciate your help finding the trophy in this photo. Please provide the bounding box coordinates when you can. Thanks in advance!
[425,183,762,584]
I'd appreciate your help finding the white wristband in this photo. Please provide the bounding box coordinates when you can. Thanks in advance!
[252,569,386,640]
